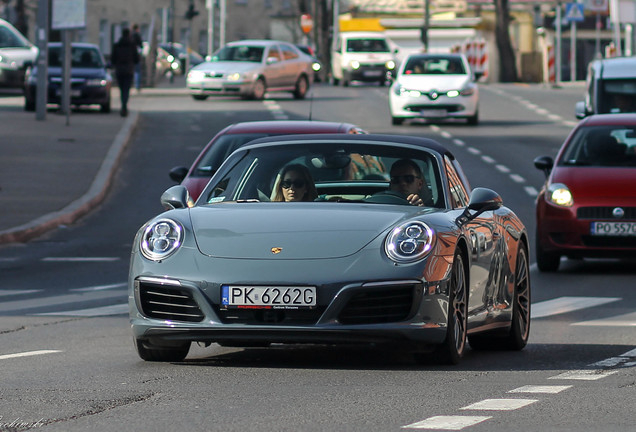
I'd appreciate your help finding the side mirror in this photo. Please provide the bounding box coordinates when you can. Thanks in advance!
[266,57,279,65]
[534,155,554,178]
[574,101,587,119]
[169,166,189,183]
[160,185,191,210]
[458,188,502,223]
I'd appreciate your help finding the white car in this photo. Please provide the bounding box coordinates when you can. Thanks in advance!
[389,53,479,126]
[0,18,38,89]
[331,31,397,87]
[186,39,314,101]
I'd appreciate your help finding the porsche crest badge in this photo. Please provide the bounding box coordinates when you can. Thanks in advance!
[271,247,282,254]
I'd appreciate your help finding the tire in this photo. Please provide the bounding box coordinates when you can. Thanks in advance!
[391,117,404,126]
[536,232,560,272]
[250,78,266,100]
[134,338,190,362]
[24,98,35,112]
[417,251,468,365]
[293,75,309,99]
[192,95,208,101]
[343,79,349,87]
[469,242,531,351]
[100,98,111,113]
[466,110,479,126]
[331,77,340,86]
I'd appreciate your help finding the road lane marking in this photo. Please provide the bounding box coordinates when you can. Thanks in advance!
[0,289,43,297]
[402,416,491,430]
[548,370,618,380]
[452,138,465,147]
[461,399,538,411]
[0,290,127,313]
[0,350,62,360]
[467,147,481,155]
[41,257,120,262]
[36,303,128,317]
[510,174,525,183]
[70,282,127,292]
[531,296,621,319]
[508,385,572,394]
[524,186,538,196]
[481,155,495,164]
[572,311,636,327]
[495,164,510,173]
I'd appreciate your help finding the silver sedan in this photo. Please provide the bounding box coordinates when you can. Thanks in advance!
[186,39,314,101]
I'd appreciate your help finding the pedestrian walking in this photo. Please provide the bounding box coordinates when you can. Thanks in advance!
[111,28,139,117]
[131,24,143,92]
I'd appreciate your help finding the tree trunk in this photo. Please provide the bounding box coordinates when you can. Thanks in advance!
[494,0,519,82]
[15,0,28,36]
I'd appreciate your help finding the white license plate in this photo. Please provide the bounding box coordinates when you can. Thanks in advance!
[420,109,447,117]
[591,221,636,236]
[363,70,382,77]
[56,89,81,97]
[221,285,316,309]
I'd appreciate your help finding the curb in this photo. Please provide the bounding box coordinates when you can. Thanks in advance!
[0,111,140,245]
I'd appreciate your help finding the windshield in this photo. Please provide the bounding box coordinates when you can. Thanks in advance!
[48,46,104,68]
[403,56,465,75]
[212,45,264,62]
[193,133,270,176]
[0,25,31,48]
[199,142,444,207]
[560,125,636,167]
[346,38,389,53]
[599,79,636,114]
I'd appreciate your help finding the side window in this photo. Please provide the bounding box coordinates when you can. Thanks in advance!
[444,156,469,208]
[267,45,281,62]
[280,44,298,61]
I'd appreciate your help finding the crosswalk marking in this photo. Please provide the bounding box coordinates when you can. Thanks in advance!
[531,296,621,319]
[508,385,572,394]
[572,311,636,327]
[460,399,538,411]
[402,416,491,430]
[36,303,128,317]
[0,350,62,360]
[548,370,618,381]
[0,290,126,313]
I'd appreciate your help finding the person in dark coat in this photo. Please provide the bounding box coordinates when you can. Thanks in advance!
[111,28,139,116]
[131,24,143,91]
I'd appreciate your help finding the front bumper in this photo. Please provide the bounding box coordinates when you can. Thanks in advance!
[187,77,254,97]
[390,92,478,120]
[344,64,390,83]
[536,197,636,258]
[0,66,26,88]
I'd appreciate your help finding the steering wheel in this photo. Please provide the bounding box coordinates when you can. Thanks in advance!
[363,190,411,205]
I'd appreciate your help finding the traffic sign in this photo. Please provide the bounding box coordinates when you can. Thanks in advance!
[300,14,313,34]
[565,2,585,22]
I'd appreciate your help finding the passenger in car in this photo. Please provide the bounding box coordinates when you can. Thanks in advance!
[272,164,318,202]
[389,159,432,206]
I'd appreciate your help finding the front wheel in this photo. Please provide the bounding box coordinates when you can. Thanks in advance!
[466,110,479,126]
[391,117,404,126]
[250,78,266,100]
[417,251,468,365]
[293,75,309,99]
[100,98,111,113]
[134,338,190,362]
[536,232,560,272]
[192,94,208,101]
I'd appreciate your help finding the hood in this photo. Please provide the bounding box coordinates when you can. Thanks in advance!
[397,74,470,92]
[551,166,636,198]
[190,203,420,259]
[0,46,38,67]
[195,61,261,74]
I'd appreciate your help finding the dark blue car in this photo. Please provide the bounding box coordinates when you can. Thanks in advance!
[24,42,112,112]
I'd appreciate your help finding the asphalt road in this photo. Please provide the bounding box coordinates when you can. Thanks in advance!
[0,82,635,432]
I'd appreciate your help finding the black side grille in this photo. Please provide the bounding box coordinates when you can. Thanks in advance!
[577,207,636,220]
[338,286,415,325]
[138,283,205,322]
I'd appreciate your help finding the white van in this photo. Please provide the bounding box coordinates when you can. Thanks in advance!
[331,31,398,86]
[0,18,38,89]
[575,56,636,118]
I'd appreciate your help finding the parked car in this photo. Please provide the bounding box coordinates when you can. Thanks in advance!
[389,53,479,126]
[331,31,398,87]
[0,18,38,90]
[295,44,322,82]
[186,39,314,100]
[169,120,366,201]
[159,42,204,74]
[534,113,636,272]
[130,134,531,365]
[24,42,111,112]
[575,56,636,119]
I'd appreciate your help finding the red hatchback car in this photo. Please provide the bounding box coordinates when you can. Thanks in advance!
[169,120,366,201]
[534,113,636,271]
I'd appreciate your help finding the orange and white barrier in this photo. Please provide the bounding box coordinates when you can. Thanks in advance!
[546,44,556,83]
[454,38,489,81]
[605,42,617,58]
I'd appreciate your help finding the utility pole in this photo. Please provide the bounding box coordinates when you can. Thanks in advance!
[421,0,430,52]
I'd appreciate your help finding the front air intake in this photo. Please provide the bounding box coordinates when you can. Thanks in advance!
[138,282,205,322]
[338,285,415,325]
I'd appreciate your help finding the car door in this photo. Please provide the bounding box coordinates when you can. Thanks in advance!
[444,156,500,324]
[279,43,303,88]
[263,44,285,89]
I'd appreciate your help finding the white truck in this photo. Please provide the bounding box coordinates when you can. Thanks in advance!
[331,31,398,87]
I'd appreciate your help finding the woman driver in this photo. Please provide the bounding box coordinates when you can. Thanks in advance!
[272,164,318,202]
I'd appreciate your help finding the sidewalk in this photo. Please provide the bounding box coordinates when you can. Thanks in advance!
[0,78,188,245]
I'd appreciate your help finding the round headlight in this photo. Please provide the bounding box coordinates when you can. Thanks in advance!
[227,72,241,81]
[547,183,573,207]
[386,60,396,70]
[140,219,183,261]
[385,221,434,263]
[351,60,360,70]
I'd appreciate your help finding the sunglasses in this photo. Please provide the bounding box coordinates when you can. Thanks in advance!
[390,175,420,184]
[281,179,306,189]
